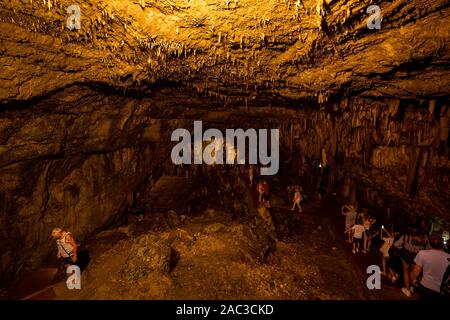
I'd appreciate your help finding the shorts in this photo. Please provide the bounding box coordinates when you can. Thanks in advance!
[353,237,363,246]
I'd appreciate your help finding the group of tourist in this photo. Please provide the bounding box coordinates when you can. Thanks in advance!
[342,205,377,254]
[249,165,306,214]
[342,204,450,300]
[48,163,448,301]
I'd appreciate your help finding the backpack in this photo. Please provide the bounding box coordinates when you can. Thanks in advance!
[440,259,450,296]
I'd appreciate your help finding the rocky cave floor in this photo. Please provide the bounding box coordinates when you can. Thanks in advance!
[0,173,418,300]
[11,193,405,300]
[55,209,368,299]
[0,0,448,302]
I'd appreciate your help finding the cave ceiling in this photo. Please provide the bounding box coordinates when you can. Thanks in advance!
[0,0,449,106]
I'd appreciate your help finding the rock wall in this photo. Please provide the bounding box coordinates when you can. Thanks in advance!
[1,86,449,284]
[0,87,165,282]
[1,0,448,104]
[275,98,450,219]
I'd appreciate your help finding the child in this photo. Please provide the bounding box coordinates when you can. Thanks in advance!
[291,189,303,212]
[350,219,366,254]
[341,204,357,243]
[379,226,394,277]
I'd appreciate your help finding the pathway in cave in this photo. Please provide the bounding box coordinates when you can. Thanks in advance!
[240,179,407,300]
[305,195,412,300]
[3,268,57,300]
[3,178,411,300]
[239,173,409,301]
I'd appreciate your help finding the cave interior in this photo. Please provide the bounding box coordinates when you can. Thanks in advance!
[0,0,449,300]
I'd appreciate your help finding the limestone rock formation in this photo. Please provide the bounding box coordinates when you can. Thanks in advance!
[0,0,448,104]
[121,233,178,280]
[0,0,449,286]
[231,224,276,264]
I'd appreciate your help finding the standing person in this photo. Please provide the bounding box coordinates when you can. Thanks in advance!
[356,210,364,223]
[341,204,357,243]
[291,189,303,212]
[248,166,254,187]
[411,234,450,300]
[316,176,323,200]
[387,230,403,284]
[263,180,269,200]
[350,219,366,254]
[363,214,377,253]
[51,228,78,268]
[396,229,429,297]
[264,198,271,211]
[257,181,265,203]
[379,226,395,277]
[257,198,276,236]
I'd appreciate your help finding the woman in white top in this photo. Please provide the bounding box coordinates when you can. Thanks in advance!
[349,220,366,254]
[379,226,395,278]
[51,228,78,267]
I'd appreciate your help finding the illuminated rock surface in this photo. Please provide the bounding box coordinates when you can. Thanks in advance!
[0,0,449,296]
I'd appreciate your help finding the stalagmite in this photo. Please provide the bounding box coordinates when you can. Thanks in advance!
[388,99,401,118]
[429,100,436,114]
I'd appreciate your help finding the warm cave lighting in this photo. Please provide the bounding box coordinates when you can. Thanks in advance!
[443,231,449,247]
[0,0,448,313]
[443,231,449,241]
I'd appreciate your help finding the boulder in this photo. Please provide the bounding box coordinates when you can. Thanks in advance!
[231,224,276,264]
[121,234,178,281]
